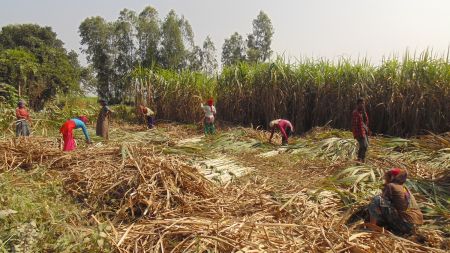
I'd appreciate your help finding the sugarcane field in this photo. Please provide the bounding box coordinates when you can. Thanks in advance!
[1,1,450,253]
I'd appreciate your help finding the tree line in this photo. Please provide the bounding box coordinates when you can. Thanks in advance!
[0,7,274,108]
[79,6,274,104]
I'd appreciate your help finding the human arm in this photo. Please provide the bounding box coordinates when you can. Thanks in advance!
[80,123,91,142]
[269,128,275,143]
[288,121,294,133]
[74,119,91,142]
[364,111,370,135]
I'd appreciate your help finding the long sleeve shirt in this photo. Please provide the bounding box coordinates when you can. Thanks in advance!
[271,119,294,140]
[71,118,90,141]
[352,109,369,138]
[141,107,155,116]
[201,104,216,118]
[382,183,423,224]
[16,108,30,120]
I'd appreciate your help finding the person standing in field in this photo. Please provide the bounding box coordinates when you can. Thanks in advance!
[269,119,294,146]
[367,168,423,235]
[15,100,31,137]
[139,104,155,129]
[60,116,92,151]
[201,98,216,135]
[352,98,369,163]
[96,99,112,140]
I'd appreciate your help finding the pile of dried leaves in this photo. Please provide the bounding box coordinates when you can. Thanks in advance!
[0,137,447,252]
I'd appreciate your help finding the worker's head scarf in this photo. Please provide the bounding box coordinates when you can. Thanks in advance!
[99,99,107,106]
[386,168,408,184]
[78,116,88,124]
[17,100,25,108]
[207,98,214,106]
[269,120,278,128]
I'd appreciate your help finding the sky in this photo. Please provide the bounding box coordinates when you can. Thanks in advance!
[1,0,450,65]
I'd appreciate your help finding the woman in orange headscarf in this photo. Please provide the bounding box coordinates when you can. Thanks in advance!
[368,168,423,235]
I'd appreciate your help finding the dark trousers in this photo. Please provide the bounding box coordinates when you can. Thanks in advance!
[146,116,154,128]
[357,136,368,161]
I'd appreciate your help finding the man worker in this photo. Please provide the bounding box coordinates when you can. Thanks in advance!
[352,98,369,163]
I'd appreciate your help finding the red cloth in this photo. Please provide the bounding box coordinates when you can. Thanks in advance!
[390,168,401,176]
[352,109,369,138]
[79,116,88,124]
[60,120,77,151]
[16,108,29,120]
[277,120,294,140]
[207,98,214,106]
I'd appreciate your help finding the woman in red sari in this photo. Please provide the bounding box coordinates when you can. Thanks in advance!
[60,116,92,151]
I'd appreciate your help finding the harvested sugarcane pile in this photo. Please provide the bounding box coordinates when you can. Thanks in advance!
[0,137,61,171]
[0,137,447,252]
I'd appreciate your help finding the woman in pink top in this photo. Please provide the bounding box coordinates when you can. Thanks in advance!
[269,119,294,146]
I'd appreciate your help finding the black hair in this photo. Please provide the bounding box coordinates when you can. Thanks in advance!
[357,98,364,104]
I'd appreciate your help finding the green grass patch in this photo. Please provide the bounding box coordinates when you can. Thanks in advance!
[0,168,111,252]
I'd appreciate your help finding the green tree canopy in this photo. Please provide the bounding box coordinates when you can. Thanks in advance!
[0,24,81,109]
[247,11,274,63]
[222,32,246,66]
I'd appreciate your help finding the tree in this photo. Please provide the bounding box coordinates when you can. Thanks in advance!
[247,11,274,63]
[187,36,217,75]
[80,65,97,95]
[0,24,81,109]
[200,36,217,75]
[0,49,38,98]
[160,10,187,70]
[222,32,246,66]
[0,24,64,51]
[79,16,114,100]
[137,6,160,67]
[112,9,137,103]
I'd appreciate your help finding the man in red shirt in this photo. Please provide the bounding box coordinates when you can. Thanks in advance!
[352,98,369,163]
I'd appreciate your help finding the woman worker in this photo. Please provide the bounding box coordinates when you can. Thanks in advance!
[201,98,216,135]
[15,100,31,137]
[367,168,423,235]
[60,116,92,151]
[269,119,294,146]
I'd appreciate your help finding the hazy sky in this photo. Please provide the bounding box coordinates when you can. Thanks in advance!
[1,0,450,65]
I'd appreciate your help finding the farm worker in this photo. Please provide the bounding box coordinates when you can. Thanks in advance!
[201,98,216,135]
[139,105,155,129]
[352,98,369,163]
[96,99,113,140]
[269,119,294,146]
[60,116,92,151]
[15,100,31,137]
[367,168,423,235]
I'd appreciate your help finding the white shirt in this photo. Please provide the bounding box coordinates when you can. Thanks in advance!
[201,104,216,118]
